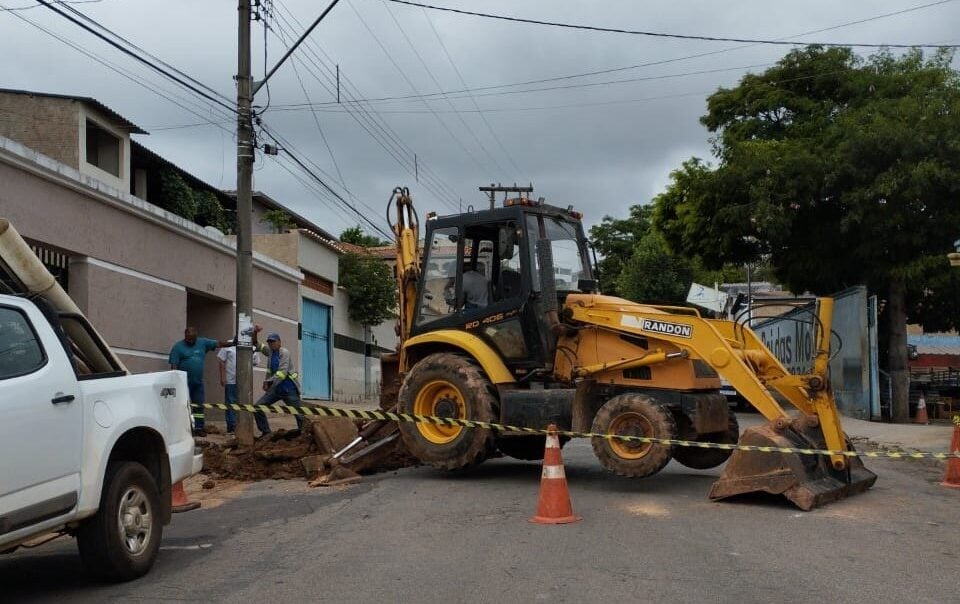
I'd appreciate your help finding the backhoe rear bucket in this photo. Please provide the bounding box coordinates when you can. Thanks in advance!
[708,420,877,511]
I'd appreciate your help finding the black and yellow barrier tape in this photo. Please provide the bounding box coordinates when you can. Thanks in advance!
[194,403,960,461]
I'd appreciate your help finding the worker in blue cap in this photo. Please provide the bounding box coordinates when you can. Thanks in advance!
[252,327,305,435]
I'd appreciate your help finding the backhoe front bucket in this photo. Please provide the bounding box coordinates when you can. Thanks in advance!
[708,420,877,511]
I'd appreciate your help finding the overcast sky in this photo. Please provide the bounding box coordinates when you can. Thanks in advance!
[2,0,958,238]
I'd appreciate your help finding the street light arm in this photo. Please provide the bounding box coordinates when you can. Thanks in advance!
[253,0,342,96]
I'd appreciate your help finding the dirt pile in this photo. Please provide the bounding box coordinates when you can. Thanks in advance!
[199,417,418,482]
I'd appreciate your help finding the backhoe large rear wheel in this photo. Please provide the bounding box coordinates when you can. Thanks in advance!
[591,393,676,478]
[672,410,740,470]
[398,352,497,471]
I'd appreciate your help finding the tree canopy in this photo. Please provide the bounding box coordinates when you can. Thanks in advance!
[340,225,390,248]
[338,227,396,327]
[652,46,960,419]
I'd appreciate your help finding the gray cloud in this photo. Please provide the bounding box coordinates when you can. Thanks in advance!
[2,0,957,235]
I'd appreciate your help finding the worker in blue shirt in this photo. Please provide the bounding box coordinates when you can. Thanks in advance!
[169,326,233,436]
[252,327,305,435]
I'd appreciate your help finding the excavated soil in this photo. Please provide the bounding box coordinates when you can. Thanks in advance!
[198,421,418,482]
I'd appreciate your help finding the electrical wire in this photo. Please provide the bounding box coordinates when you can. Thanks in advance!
[289,57,347,188]
[259,124,394,239]
[2,5,237,136]
[385,0,960,48]
[41,0,235,110]
[268,12,455,208]
[380,0,508,177]
[346,0,490,176]
[262,0,960,109]
[271,1,461,209]
[420,6,523,178]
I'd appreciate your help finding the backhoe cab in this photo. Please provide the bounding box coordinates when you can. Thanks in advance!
[384,187,876,510]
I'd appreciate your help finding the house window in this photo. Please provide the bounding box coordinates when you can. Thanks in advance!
[85,120,121,177]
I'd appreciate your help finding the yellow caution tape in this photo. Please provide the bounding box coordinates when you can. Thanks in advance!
[193,403,960,461]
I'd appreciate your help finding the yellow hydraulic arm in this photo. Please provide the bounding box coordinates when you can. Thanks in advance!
[564,295,849,470]
[391,188,420,345]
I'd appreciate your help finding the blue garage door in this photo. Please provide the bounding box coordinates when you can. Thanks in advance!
[301,299,331,399]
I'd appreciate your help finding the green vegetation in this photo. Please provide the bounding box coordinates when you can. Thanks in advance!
[259,209,296,234]
[652,47,960,420]
[340,225,391,248]
[338,228,396,326]
[157,169,232,234]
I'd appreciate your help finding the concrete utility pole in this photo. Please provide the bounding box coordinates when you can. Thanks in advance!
[235,0,255,447]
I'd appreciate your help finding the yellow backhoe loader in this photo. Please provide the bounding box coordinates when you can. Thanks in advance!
[379,187,876,510]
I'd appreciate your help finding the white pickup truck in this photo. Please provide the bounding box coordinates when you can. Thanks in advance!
[0,294,202,581]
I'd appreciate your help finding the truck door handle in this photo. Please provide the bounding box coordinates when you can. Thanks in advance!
[51,394,75,405]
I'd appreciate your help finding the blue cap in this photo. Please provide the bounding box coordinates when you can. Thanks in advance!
[266,332,281,342]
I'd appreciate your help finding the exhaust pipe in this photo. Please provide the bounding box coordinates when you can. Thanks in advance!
[0,219,127,374]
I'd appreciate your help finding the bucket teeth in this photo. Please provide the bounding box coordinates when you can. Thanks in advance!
[709,422,877,511]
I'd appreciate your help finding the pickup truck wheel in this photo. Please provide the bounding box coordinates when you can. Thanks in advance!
[77,461,162,582]
[591,393,676,478]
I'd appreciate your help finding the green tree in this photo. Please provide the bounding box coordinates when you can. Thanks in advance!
[340,225,390,248]
[158,170,197,221]
[339,251,396,326]
[653,47,960,420]
[616,234,693,304]
[195,190,231,234]
[588,204,654,295]
[260,209,296,233]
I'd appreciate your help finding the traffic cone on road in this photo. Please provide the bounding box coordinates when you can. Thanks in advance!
[915,395,929,425]
[530,424,581,525]
[941,417,960,489]
[171,480,201,513]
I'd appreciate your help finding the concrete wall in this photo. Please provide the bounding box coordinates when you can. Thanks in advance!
[253,231,299,268]
[0,93,79,168]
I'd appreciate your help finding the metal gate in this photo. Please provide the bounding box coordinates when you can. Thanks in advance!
[301,298,332,399]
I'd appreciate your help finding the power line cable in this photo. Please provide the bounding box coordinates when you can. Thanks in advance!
[3,5,236,135]
[271,1,461,209]
[420,5,523,178]
[346,0,490,176]
[1,0,101,11]
[384,0,960,48]
[289,57,348,187]
[380,0,508,176]
[268,12,455,209]
[273,0,461,206]
[47,0,235,107]
[259,123,394,238]
[271,61,773,109]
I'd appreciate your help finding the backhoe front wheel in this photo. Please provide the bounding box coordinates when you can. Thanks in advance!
[398,352,498,471]
[591,394,676,478]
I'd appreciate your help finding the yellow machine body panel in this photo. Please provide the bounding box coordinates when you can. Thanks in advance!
[401,329,516,385]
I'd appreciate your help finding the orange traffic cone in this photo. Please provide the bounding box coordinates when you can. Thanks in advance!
[530,424,581,525]
[941,418,960,489]
[915,396,929,425]
[171,480,201,513]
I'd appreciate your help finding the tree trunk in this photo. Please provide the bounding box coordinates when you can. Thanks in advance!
[886,280,910,421]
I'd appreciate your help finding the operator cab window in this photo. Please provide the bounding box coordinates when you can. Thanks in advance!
[0,306,46,380]
[417,227,460,325]
[527,215,587,293]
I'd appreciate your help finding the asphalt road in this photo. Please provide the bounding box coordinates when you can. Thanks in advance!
[2,438,958,603]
